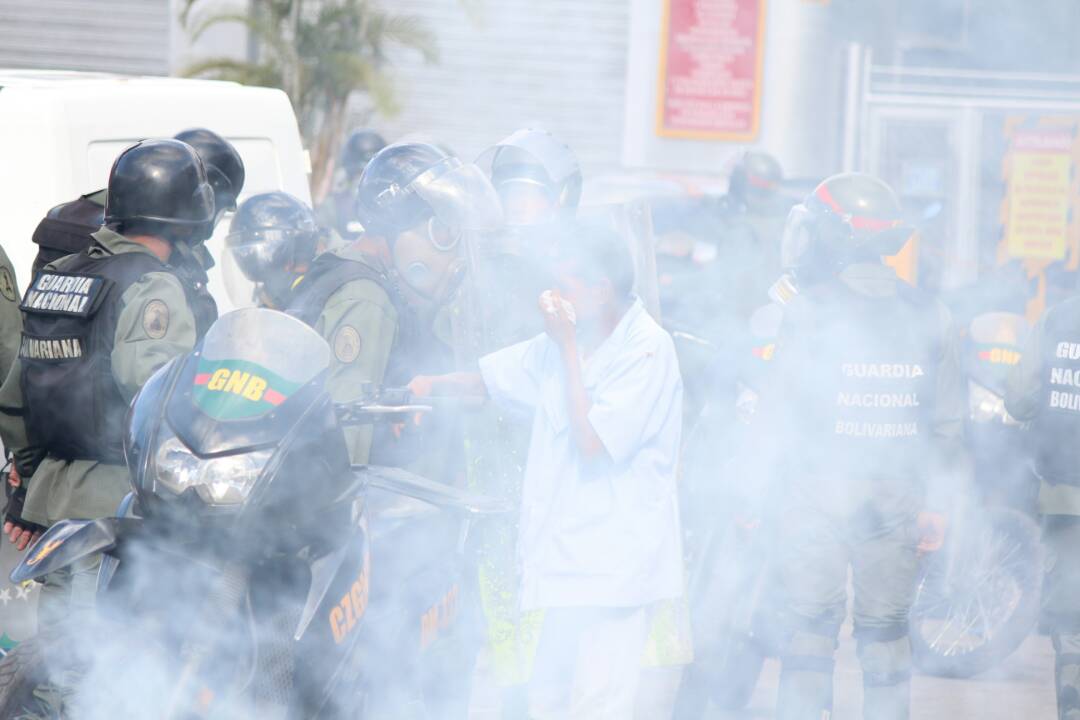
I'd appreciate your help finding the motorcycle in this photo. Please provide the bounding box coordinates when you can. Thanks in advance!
[908,310,1044,678]
[0,308,507,719]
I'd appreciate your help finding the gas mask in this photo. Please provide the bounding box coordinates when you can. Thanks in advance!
[391,214,466,306]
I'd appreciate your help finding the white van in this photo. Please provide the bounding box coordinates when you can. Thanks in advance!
[0,69,311,312]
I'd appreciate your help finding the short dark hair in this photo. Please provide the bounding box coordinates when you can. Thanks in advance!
[555,220,636,300]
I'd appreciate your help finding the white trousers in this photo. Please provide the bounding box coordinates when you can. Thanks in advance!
[527,605,650,720]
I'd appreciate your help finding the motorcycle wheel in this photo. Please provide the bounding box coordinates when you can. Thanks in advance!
[909,507,1043,678]
[0,636,58,720]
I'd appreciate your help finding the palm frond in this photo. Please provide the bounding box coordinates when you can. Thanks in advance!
[375,14,439,63]
[182,57,284,89]
[187,10,296,68]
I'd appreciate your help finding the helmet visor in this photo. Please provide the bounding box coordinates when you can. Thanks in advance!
[222,229,299,309]
[477,129,580,192]
[496,178,557,226]
[412,162,504,234]
[780,204,815,270]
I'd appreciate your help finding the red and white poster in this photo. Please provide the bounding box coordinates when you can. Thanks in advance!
[655,0,767,140]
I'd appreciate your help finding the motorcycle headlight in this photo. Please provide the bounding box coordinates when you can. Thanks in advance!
[154,432,273,506]
[968,380,1019,426]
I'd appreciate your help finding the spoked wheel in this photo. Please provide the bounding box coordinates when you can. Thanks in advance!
[909,508,1043,678]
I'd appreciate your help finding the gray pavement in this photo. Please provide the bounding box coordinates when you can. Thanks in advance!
[708,627,1056,719]
[2,534,1057,719]
[469,624,1057,719]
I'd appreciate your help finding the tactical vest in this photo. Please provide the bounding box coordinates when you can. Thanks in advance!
[1031,296,1080,486]
[286,252,455,469]
[31,191,105,276]
[20,246,216,464]
[789,282,939,483]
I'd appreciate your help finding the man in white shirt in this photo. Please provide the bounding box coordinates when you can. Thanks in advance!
[410,221,684,718]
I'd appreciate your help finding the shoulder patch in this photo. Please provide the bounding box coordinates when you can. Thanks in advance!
[333,325,362,363]
[0,267,16,302]
[142,300,170,339]
[20,272,107,317]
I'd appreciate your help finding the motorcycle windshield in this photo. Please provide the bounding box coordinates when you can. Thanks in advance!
[166,308,331,455]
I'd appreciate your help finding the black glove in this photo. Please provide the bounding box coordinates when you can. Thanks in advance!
[4,476,46,542]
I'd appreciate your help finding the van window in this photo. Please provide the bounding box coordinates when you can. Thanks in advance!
[87,137,284,197]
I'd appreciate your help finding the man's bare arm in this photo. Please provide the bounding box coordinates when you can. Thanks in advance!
[408,371,487,399]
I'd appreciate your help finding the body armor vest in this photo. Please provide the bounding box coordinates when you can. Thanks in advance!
[790,282,939,483]
[1032,296,1080,486]
[20,245,217,463]
[286,252,456,470]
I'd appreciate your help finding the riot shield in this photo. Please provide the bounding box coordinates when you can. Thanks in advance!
[449,224,546,689]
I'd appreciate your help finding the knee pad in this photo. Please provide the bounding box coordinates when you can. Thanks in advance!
[857,634,912,688]
[781,629,838,676]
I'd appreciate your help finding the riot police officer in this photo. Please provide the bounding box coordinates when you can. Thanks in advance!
[473,128,581,349]
[316,128,387,240]
[225,190,395,466]
[702,152,792,329]
[228,142,500,476]
[478,128,580,228]
[4,139,219,643]
[30,127,244,278]
[757,173,964,720]
[1006,296,1080,720]
[3,130,242,543]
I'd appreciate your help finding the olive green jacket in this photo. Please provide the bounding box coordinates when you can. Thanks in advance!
[12,229,199,525]
[293,244,398,465]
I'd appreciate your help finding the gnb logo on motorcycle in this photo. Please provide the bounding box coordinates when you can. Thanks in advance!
[205,367,271,402]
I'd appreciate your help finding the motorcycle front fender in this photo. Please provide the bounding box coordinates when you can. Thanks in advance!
[10,517,142,584]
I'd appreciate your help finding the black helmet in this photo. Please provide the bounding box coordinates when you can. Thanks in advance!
[174,128,246,216]
[729,152,782,207]
[225,192,320,308]
[356,142,502,304]
[478,128,581,225]
[105,139,216,245]
[781,173,911,281]
[340,129,387,178]
[356,142,462,238]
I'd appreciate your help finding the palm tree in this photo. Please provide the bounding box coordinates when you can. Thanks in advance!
[181,0,438,201]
